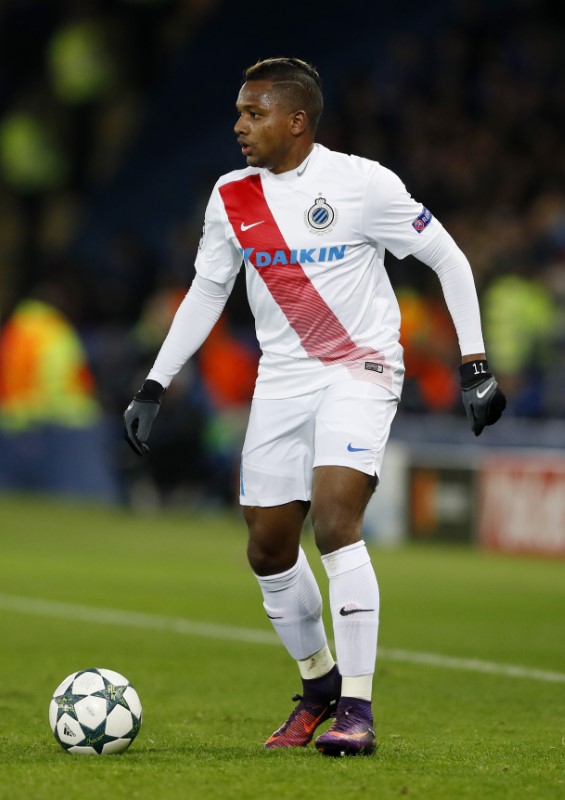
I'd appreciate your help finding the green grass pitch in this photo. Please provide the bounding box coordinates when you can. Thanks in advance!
[0,495,563,799]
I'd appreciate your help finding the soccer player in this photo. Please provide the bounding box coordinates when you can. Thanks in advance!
[124,58,506,757]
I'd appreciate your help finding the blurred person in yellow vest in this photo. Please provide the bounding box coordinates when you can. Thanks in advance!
[0,282,119,501]
[482,268,556,416]
[0,293,98,431]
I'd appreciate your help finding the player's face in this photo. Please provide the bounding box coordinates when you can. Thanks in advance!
[235,81,299,174]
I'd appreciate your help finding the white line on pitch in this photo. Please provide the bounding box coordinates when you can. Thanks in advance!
[1,593,564,685]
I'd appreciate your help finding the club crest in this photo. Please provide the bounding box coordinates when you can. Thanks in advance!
[304,196,338,234]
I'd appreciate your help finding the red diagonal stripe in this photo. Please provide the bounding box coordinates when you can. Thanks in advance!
[219,174,377,365]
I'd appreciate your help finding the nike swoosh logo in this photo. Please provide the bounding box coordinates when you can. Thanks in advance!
[240,221,264,231]
[304,709,331,735]
[476,381,494,399]
[347,443,370,452]
[339,607,375,616]
[267,614,283,620]
[264,705,328,746]
[320,728,375,740]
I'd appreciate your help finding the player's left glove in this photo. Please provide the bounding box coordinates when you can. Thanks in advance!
[123,379,165,456]
[460,359,506,437]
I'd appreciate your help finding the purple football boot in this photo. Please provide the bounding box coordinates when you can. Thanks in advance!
[315,697,376,757]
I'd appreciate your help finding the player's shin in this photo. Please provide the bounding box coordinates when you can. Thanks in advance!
[254,547,328,665]
[315,541,378,756]
[321,540,379,702]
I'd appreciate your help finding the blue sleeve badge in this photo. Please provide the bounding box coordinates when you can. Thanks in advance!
[412,207,433,233]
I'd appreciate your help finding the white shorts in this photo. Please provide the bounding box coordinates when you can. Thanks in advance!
[239,381,398,507]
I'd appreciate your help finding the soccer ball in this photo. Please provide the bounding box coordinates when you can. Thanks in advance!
[49,668,142,755]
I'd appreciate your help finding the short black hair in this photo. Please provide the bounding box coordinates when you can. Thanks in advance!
[243,57,323,133]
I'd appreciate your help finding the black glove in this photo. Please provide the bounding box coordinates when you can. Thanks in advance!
[123,379,165,456]
[460,359,506,437]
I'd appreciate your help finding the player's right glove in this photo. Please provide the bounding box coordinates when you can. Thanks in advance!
[459,360,506,437]
[123,379,165,456]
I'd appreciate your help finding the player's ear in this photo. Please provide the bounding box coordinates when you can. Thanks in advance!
[289,109,308,136]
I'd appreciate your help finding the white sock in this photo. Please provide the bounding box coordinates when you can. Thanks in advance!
[321,541,379,700]
[341,674,373,701]
[254,547,328,661]
[298,643,335,680]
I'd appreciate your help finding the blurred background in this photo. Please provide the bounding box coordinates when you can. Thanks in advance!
[0,0,564,555]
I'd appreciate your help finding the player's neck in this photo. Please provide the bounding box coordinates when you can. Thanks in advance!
[269,142,315,175]
[265,145,318,182]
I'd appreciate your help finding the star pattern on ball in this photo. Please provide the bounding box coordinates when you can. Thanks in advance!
[93,678,128,710]
[83,721,108,753]
[55,693,76,716]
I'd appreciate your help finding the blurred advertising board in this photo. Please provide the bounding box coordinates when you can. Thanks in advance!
[478,456,565,557]
[408,464,476,543]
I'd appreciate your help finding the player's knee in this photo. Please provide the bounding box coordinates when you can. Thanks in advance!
[310,468,376,554]
[244,515,297,575]
[243,502,306,575]
[310,504,363,556]
[246,536,298,576]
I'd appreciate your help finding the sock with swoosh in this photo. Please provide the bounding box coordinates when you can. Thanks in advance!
[321,541,379,701]
[254,547,329,662]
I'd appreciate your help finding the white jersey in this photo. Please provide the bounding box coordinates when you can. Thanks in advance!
[195,144,443,400]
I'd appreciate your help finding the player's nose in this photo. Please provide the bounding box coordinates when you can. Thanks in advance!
[234,114,247,135]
